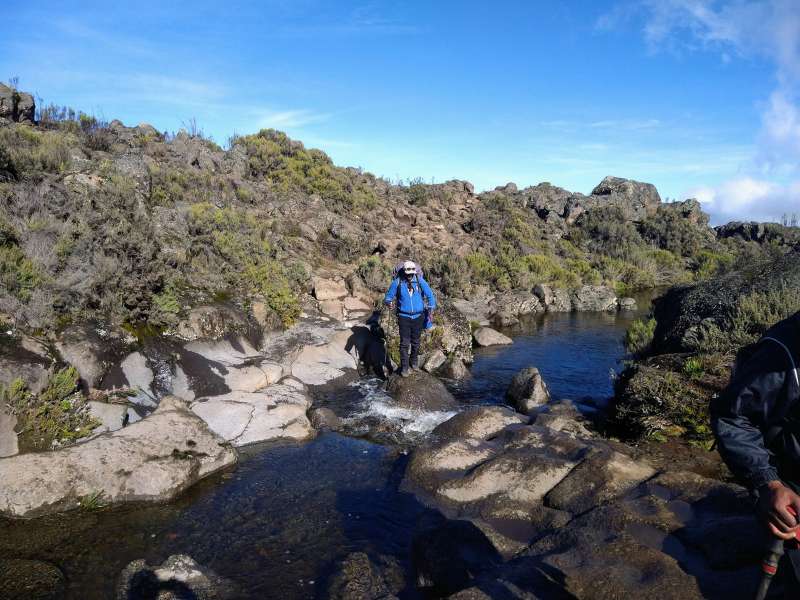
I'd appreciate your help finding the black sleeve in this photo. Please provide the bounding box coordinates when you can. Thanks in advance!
[710,341,792,489]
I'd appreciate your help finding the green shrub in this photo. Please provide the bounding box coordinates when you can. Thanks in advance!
[624,317,656,355]
[2,367,99,451]
[0,124,72,177]
[683,357,704,378]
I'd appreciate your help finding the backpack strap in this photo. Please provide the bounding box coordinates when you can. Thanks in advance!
[762,336,800,449]
[763,337,800,387]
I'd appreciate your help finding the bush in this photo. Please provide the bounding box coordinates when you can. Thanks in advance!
[624,317,656,356]
[0,125,72,177]
[2,367,99,451]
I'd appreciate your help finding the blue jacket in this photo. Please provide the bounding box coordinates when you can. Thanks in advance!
[711,311,800,490]
[384,275,436,318]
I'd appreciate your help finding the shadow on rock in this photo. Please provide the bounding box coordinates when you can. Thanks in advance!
[345,315,392,379]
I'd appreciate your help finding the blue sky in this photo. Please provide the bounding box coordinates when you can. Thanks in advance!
[3,1,799,224]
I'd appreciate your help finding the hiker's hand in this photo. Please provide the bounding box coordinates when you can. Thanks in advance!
[758,480,800,539]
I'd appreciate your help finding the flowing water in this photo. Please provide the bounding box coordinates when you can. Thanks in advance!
[0,294,654,599]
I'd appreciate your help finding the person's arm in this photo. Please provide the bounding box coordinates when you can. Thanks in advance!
[384,278,399,307]
[420,278,436,310]
[711,341,798,537]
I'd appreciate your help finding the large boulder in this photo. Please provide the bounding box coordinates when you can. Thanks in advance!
[0,396,236,518]
[312,276,349,301]
[191,384,314,446]
[524,182,586,225]
[0,84,35,123]
[116,554,238,600]
[586,176,661,221]
[386,371,458,412]
[570,285,617,312]
[506,367,550,414]
[472,327,512,347]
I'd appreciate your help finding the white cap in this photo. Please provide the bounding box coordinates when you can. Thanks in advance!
[403,260,416,273]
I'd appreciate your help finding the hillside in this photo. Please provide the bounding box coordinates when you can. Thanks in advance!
[2,87,797,340]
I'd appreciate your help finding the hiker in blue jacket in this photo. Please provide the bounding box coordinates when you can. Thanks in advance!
[384,260,437,377]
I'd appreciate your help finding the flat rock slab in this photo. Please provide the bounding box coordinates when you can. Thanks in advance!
[290,329,357,385]
[473,328,512,347]
[386,371,459,412]
[87,401,128,433]
[191,385,314,446]
[0,396,236,518]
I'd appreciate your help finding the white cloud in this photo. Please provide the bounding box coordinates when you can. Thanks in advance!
[686,176,800,224]
[602,0,800,223]
[255,109,329,129]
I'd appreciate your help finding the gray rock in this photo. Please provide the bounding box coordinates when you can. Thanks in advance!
[422,349,447,373]
[440,356,471,380]
[570,285,617,312]
[0,396,237,518]
[54,325,112,389]
[618,297,637,310]
[174,304,255,342]
[473,327,512,347]
[191,384,314,446]
[87,401,128,433]
[386,371,458,412]
[312,276,349,301]
[587,176,661,221]
[116,554,238,600]
[506,367,550,414]
[532,285,571,312]
[0,84,35,123]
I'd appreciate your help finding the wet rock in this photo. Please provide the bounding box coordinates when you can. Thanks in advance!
[309,407,342,431]
[506,367,550,414]
[432,406,528,441]
[618,297,637,310]
[492,309,519,328]
[0,396,237,518]
[327,552,404,600]
[0,559,66,600]
[116,554,238,600]
[531,400,593,438]
[312,276,349,301]
[422,349,447,373]
[490,292,543,321]
[533,285,571,312]
[0,405,18,457]
[191,384,314,446]
[472,327,512,347]
[386,370,458,412]
[440,356,470,379]
[570,285,617,312]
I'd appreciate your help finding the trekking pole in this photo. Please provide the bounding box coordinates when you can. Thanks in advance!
[754,506,798,600]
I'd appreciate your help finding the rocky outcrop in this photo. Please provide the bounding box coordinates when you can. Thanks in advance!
[586,176,661,221]
[472,327,512,347]
[506,367,550,414]
[570,285,617,312]
[191,384,314,446]
[489,292,542,327]
[715,220,800,246]
[117,554,239,600]
[312,276,349,301]
[0,84,35,123]
[0,396,236,518]
[174,304,259,343]
[386,370,458,412]
[524,182,586,225]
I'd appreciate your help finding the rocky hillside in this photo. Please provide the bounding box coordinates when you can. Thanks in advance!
[2,85,785,338]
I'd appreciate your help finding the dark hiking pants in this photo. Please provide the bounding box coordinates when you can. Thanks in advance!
[398,315,424,371]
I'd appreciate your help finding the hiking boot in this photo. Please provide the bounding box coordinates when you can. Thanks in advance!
[400,369,412,378]
[410,363,420,371]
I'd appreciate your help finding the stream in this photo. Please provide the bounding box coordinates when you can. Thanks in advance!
[0,294,653,599]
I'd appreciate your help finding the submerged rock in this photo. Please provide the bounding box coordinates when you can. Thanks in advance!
[472,327,512,347]
[506,367,550,414]
[0,558,65,600]
[0,396,236,518]
[116,554,239,600]
[386,371,458,412]
[326,552,404,600]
